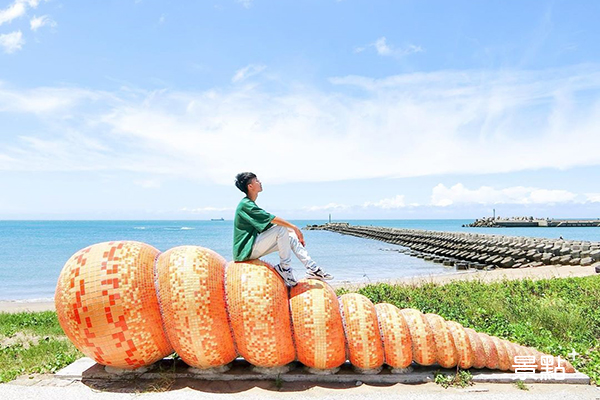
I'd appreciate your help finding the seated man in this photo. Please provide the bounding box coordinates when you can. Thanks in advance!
[233,172,333,287]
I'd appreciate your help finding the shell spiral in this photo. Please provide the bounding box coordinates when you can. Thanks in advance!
[55,241,575,373]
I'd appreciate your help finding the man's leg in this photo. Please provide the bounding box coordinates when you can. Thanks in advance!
[287,229,318,272]
[249,225,292,268]
[248,226,297,286]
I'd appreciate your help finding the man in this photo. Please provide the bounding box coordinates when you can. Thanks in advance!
[233,172,333,287]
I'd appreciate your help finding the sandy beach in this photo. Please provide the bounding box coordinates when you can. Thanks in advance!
[1,264,596,314]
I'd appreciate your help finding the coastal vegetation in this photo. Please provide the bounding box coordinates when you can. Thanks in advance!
[0,311,82,383]
[0,275,598,385]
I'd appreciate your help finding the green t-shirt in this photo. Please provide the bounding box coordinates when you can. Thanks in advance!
[233,197,276,261]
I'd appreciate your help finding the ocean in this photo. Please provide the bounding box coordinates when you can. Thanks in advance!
[1,219,599,301]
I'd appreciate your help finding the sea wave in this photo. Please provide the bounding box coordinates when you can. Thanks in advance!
[133,227,146,230]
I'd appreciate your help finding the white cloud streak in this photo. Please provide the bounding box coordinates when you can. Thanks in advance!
[30,14,55,31]
[0,0,41,26]
[431,183,578,206]
[1,65,600,186]
[356,37,423,58]
[237,0,253,9]
[231,64,266,83]
[0,30,24,53]
[363,195,406,209]
[303,203,350,212]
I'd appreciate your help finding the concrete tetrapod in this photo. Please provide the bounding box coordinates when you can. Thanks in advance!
[55,241,575,374]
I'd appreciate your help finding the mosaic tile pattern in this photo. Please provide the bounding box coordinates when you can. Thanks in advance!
[400,308,437,366]
[156,246,236,369]
[339,293,384,370]
[463,327,487,369]
[425,313,458,368]
[445,321,474,369]
[290,279,346,370]
[55,241,172,369]
[374,303,412,369]
[55,241,576,373]
[224,259,295,367]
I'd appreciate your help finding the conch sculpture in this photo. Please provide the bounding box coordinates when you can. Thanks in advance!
[55,241,574,374]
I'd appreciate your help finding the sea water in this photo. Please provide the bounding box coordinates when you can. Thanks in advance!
[1,219,599,301]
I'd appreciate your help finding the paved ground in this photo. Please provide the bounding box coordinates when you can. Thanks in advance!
[1,374,599,400]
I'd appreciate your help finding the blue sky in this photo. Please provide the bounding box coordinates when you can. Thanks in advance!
[1,0,600,220]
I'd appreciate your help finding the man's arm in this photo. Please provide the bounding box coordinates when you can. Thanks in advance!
[271,216,305,246]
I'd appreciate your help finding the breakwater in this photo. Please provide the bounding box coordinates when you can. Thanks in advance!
[307,223,600,271]
[465,217,600,228]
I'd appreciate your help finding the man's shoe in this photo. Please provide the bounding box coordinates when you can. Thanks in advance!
[274,264,298,287]
[305,267,334,281]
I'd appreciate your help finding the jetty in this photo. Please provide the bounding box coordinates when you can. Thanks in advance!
[465,216,600,228]
[306,222,600,271]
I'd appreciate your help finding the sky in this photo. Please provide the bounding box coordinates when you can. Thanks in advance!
[1,0,600,220]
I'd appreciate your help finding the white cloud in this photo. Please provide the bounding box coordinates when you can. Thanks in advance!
[134,179,161,189]
[237,0,253,9]
[30,14,55,31]
[0,0,41,26]
[231,64,266,83]
[363,195,406,209]
[303,203,350,212]
[158,14,165,24]
[585,193,600,203]
[181,206,233,213]
[431,183,578,206]
[0,85,103,113]
[2,65,600,186]
[0,30,24,53]
[357,37,423,58]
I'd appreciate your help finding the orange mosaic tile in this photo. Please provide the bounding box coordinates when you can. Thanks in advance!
[55,242,576,374]
[55,241,172,369]
[374,303,412,369]
[339,293,384,370]
[424,313,458,368]
[224,259,295,368]
[156,246,236,369]
[399,308,437,366]
[289,279,346,370]
[445,321,473,369]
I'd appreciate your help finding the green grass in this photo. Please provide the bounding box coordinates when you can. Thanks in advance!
[338,275,600,385]
[0,311,83,383]
[0,311,66,337]
[434,369,473,389]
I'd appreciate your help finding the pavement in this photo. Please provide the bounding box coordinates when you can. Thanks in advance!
[1,374,599,400]
[1,357,597,400]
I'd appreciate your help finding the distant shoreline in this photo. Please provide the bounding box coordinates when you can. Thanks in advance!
[2,264,596,314]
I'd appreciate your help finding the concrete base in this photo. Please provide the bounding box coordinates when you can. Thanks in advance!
[55,357,591,385]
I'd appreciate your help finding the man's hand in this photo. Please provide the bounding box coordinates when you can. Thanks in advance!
[294,227,305,246]
[272,216,306,247]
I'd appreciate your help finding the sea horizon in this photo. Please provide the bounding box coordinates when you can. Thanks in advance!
[1,219,599,302]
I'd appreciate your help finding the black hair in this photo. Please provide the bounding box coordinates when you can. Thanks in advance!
[235,172,257,194]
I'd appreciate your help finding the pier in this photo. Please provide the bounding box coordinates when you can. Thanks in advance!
[306,223,600,271]
[465,217,600,228]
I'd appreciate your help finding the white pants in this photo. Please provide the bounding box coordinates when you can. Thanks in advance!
[249,225,318,271]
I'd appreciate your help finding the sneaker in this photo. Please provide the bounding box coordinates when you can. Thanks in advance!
[305,267,334,281]
[274,264,298,287]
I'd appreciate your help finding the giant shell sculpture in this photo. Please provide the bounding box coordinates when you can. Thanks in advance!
[55,241,575,373]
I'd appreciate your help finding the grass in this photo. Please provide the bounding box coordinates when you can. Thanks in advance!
[434,369,473,389]
[337,275,600,385]
[0,311,82,383]
[514,379,529,391]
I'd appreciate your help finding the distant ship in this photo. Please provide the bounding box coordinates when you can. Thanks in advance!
[211,218,225,221]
